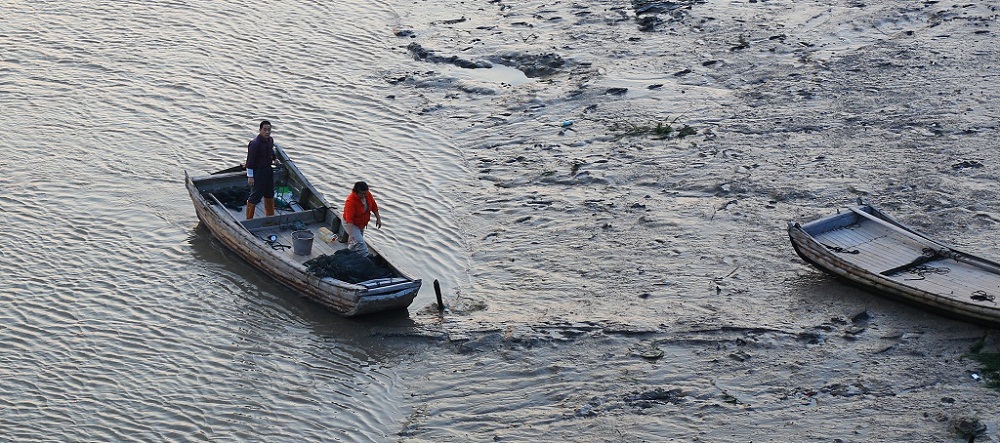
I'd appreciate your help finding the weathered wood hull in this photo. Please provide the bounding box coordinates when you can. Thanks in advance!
[185,146,420,316]
[789,203,1000,327]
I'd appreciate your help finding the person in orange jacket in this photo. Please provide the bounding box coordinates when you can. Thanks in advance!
[342,181,381,256]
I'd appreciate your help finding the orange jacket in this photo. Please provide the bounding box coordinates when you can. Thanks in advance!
[343,191,379,228]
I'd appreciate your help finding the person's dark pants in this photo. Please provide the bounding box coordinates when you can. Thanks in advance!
[247,167,274,205]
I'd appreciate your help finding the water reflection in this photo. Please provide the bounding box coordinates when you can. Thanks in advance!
[439,63,535,86]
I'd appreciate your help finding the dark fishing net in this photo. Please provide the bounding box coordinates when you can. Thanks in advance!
[303,249,394,284]
[204,187,251,210]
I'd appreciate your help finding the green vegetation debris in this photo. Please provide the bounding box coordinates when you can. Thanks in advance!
[609,116,699,140]
[966,336,1000,390]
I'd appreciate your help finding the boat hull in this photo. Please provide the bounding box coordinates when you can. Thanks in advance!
[789,203,1000,327]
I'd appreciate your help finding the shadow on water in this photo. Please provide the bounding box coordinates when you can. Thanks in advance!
[186,223,418,354]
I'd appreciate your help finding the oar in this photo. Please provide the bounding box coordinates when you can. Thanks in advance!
[212,164,246,175]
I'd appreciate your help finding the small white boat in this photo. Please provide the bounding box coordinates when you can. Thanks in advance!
[185,145,421,316]
[788,201,1000,326]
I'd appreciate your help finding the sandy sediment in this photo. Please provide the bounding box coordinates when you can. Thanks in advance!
[385,0,1000,440]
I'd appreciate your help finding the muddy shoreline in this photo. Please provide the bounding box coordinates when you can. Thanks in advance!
[381,0,1000,441]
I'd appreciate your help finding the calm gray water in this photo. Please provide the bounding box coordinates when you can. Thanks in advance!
[2,1,471,440]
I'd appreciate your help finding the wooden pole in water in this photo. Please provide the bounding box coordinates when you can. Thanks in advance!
[434,279,444,310]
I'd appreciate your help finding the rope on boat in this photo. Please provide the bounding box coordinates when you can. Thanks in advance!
[257,234,291,250]
[881,248,943,277]
[899,264,950,280]
[822,243,859,254]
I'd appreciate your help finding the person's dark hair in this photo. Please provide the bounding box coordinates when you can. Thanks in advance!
[259,120,271,129]
[353,181,369,193]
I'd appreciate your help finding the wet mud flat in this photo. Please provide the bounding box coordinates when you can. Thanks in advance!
[384,0,1000,440]
[383,318,994,441]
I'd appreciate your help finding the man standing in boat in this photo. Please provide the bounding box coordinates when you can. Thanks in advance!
[244,120,279,219]
[342,181,382,256]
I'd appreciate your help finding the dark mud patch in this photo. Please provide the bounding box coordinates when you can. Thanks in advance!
[631,0,706,31]
[577,387,687,417]
[381,319,882,360]
[488,52,567,78]
[952,416,988,441]
[952,160,985,171]
[376,320,659,352]
[405,43,569,78]
[406,42,493,70]
[820,379,896,398]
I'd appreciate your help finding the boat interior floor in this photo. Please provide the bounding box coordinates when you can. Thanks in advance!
[815,221,1000,302]
[234,203,348,264]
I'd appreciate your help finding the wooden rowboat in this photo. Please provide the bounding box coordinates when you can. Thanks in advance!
[788,201,1000,326]
[185,145,421,316]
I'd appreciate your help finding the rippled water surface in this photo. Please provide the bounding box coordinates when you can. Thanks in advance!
[2,1,470,440]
